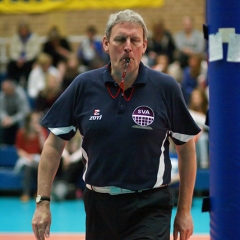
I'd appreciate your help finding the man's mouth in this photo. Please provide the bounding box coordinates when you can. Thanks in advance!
[121,57,130,62]
[125,58,130,64]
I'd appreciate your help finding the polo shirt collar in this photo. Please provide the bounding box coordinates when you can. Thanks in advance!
[103,61,147,86]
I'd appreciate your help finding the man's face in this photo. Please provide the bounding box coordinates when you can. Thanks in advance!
[183,17,193,33]
[103,22,147,75]
[1,81,15,96]
[19,26,29,38]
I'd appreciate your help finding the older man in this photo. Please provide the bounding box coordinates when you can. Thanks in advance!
[32,10,200,240]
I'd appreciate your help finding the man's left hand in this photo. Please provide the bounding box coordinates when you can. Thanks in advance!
[173,210,193,240]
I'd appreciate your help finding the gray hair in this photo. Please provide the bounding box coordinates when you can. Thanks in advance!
[105,9,148,40]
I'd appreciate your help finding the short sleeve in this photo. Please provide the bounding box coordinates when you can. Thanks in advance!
[167,79,201,145]
[41,80,78,141]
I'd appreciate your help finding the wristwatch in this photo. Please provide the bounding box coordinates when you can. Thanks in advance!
[36,195,50,204]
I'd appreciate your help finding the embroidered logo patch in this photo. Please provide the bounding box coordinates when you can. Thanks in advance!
[89,109,102,120]
[94,109,100,116]
[132,106,154,127]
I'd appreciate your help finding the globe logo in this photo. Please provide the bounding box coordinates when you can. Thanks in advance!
[132,106,154,126]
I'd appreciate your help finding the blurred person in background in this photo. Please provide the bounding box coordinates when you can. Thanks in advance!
[174,16,205,69]
[62,54,81,91]
[181,53,207,105]
[14,111,48,202]
[152,54,182,84]
[42,26,72,80]
[77,25,108,70]
[35,72,63,115]
[188,88,209,169]
[7,21,41,86]
[27,53,61,101]
[152,54,170,73]
[0,79,30,145]
[147,18,176,66]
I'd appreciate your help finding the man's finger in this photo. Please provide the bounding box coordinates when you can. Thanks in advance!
[32,224,40,240]
[186,229,193,240]
[179,230,188,240]
[45,224,50,238]
[173,229,178,240]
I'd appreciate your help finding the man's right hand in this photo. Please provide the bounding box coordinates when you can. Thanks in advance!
[32,202,51,240]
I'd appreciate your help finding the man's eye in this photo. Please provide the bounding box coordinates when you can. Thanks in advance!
[131,38,140,43]
[115,37,126,42]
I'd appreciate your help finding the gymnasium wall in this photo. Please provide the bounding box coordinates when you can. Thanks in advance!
[0,0,205,39]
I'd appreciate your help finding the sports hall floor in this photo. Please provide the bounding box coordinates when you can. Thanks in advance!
[0,195,210,240]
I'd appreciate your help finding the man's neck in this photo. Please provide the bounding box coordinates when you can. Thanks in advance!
[111,69,138,90]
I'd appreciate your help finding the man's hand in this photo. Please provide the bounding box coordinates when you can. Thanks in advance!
[32,202,51,240]
[173,210,193,240]
[1,116,13,127]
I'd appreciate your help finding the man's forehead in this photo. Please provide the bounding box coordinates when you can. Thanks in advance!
[111,22,143,37]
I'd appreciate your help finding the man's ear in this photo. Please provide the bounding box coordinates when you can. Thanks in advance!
[142,39,148,55]
[102,36,109,53]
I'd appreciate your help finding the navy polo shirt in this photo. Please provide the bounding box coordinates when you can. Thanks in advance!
[42,62,200,191]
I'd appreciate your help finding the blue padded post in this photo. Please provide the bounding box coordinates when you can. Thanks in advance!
[207,0,240,238]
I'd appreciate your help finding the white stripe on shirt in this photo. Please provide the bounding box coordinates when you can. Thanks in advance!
[170,131,195,143]
[49,126,76,135]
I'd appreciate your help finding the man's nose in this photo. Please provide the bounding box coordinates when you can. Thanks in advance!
[124,39,132,53]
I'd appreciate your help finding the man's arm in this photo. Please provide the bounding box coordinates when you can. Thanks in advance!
[173,138,197,240]
[32,132,66,240]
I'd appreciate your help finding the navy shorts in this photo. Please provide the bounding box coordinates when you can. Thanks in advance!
[83,186,173,240]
